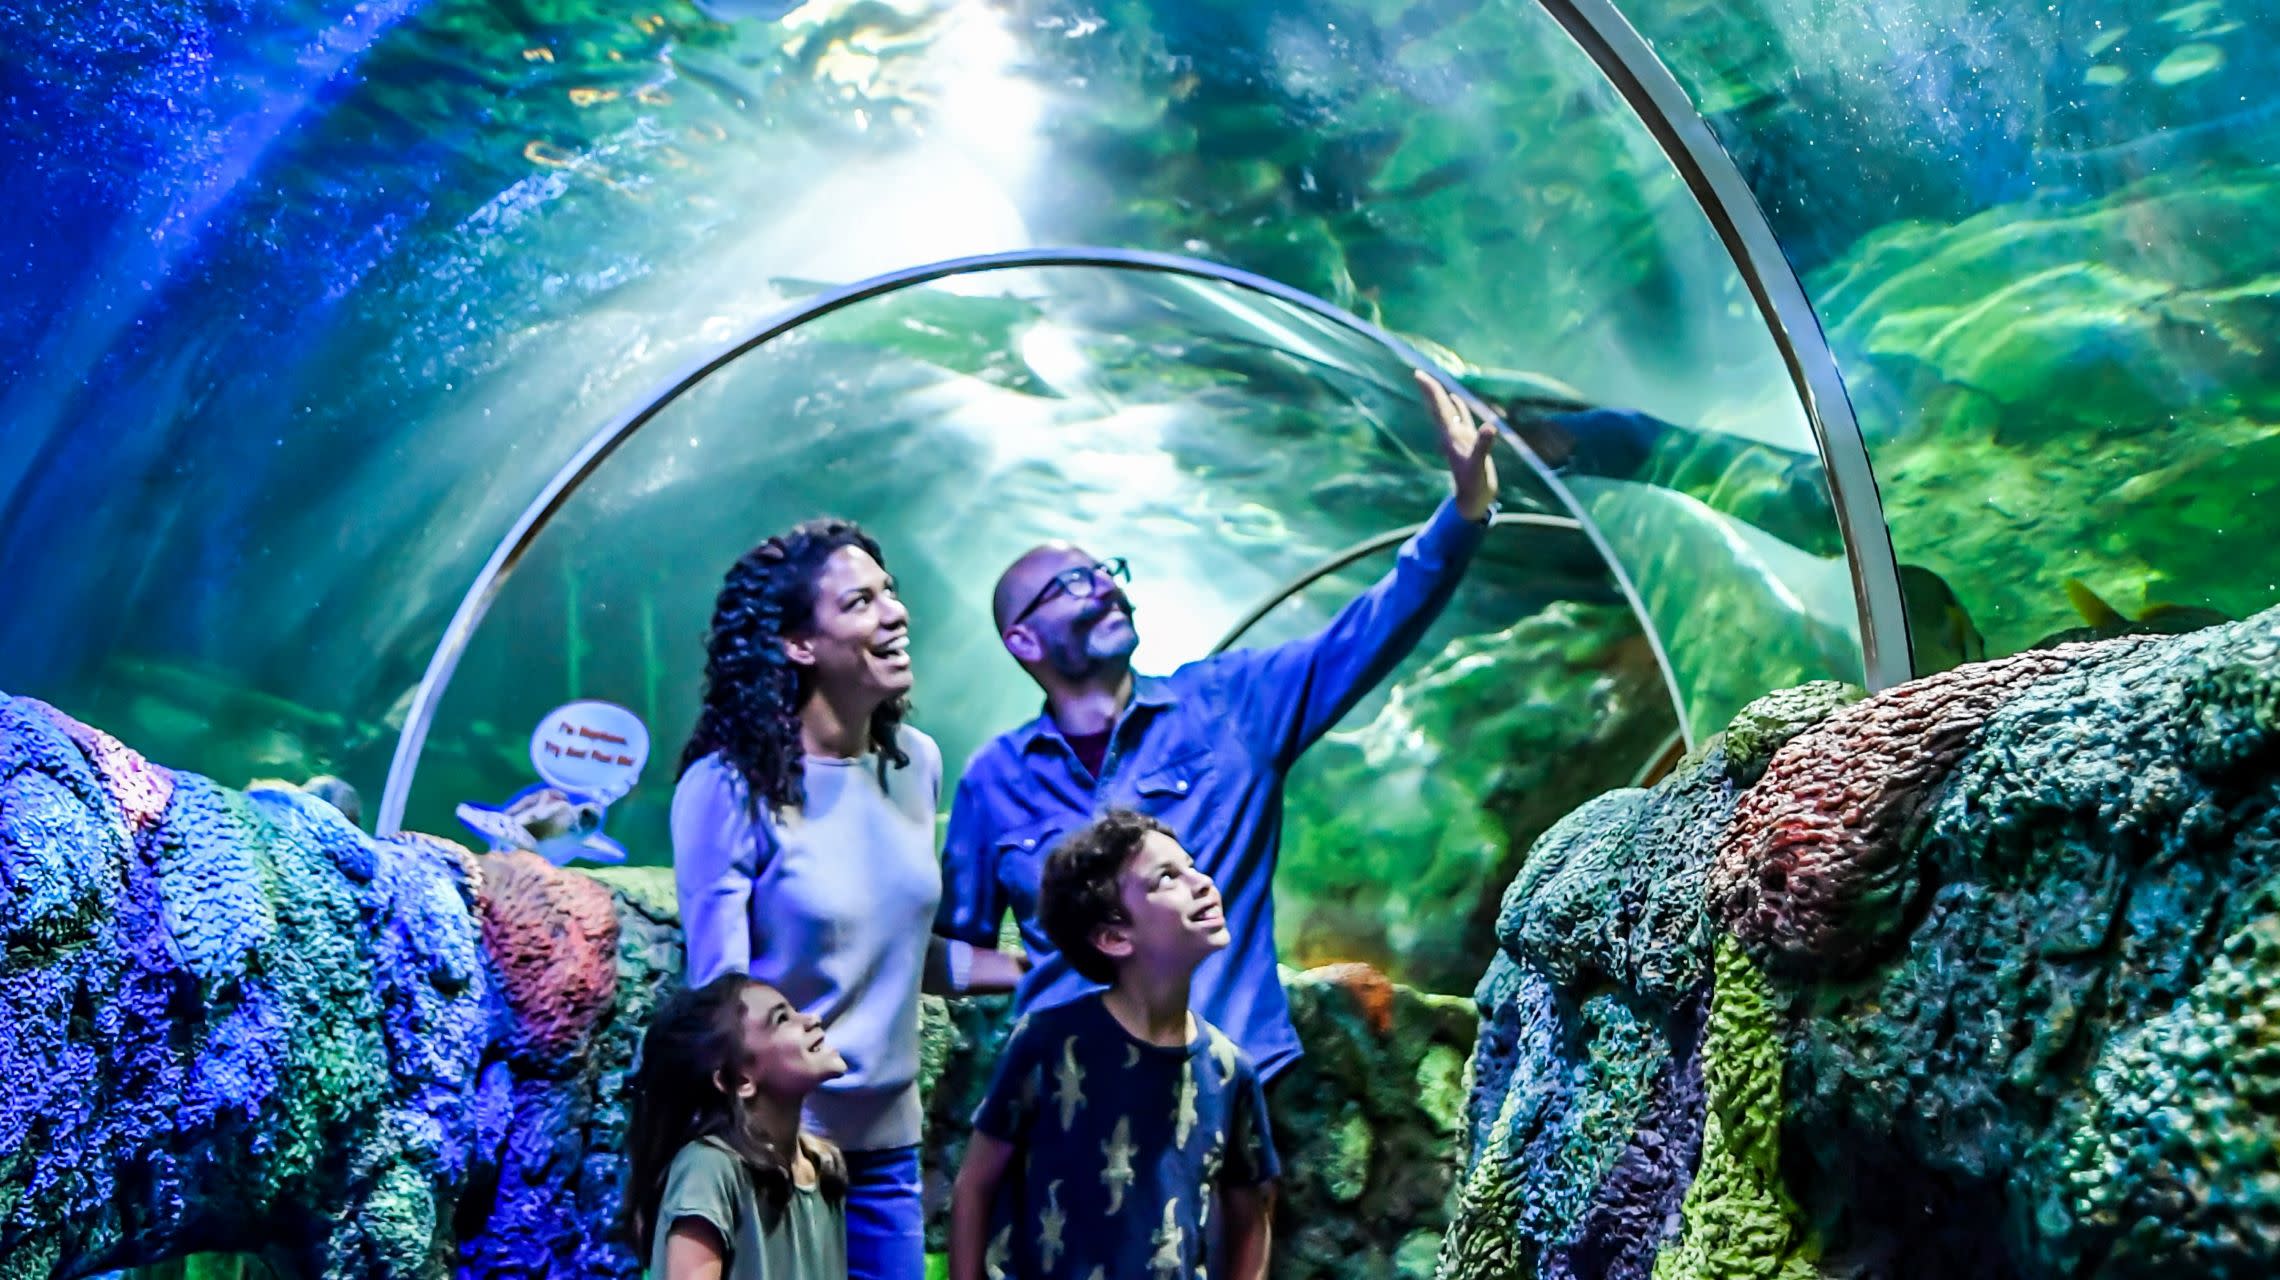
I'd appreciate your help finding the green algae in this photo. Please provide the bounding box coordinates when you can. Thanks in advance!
[1652,937,1815,1280]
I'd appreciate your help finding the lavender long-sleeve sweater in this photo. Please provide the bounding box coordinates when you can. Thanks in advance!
[671,726,942,1152]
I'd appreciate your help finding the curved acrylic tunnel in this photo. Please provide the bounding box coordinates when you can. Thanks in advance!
[393,258,1691,994]
[0,0,1920,999]
[1614,0,2280,653]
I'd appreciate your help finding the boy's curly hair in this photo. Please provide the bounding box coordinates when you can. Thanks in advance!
[1040,809,1173,984]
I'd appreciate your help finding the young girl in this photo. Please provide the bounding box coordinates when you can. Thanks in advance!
[625,974,852,1280]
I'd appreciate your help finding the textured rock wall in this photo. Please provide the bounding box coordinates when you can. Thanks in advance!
[0,693,679,1279]
[2,691,1474,1279]
[1443,606,2280,1279]
[0,695,490,1279]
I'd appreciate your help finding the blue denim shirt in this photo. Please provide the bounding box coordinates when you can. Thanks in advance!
[935,497,1486,1079]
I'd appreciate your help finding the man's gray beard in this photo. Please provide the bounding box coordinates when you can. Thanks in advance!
[1086,626,1138,663]
[1050,615,1136,679]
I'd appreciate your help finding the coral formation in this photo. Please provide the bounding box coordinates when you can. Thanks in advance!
[475,851,621,1066]
[1,691,1473,1279]
[0,696,490,1278]
[1709,641,2139,971]
[1445,607,2280,1279]
[1650,938,1810,1280]
[0,694,675,1279]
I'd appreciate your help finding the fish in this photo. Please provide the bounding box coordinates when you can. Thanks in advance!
[1899,564,1987,674]
[2028,578,2233,649]
[2066,577,2230,633]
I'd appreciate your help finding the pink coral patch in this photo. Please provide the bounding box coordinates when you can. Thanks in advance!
[22,697,175,834]
[1312,961,1398,1037]
[1709,639,2146,968]
[477,850,621,1065]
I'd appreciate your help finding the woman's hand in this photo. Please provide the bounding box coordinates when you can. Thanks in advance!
[924,938,1032,995]
[964,944,1031,994]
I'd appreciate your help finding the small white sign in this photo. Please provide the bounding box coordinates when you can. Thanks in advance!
[530,700,650,803]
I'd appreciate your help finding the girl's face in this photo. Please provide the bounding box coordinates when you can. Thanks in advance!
[723,984,845,1101]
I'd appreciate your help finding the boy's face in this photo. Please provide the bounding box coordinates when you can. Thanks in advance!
[1097,831,1230,975]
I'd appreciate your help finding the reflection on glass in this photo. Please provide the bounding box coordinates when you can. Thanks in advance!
[1623,0,2280,654]
[1567,478,1858,740]
[1,0,1872,802]
[1483,389,1855,733]
[1234,530,1682,995]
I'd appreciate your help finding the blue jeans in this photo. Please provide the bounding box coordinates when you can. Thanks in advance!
[844,1145,925,1280]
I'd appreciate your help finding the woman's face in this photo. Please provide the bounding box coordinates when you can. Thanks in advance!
[728,983,846,1100]
[786,545,913,703]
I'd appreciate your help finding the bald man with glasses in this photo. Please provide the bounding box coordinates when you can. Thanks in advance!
[935,372,1500,1083]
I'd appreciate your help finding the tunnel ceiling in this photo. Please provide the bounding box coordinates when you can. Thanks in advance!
[1,0,2273,988]
[0,0,1854,744]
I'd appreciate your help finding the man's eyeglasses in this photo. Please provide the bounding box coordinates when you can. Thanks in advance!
[1009,558,1130,627]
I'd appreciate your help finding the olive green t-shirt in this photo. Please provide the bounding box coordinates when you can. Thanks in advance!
[648,1137,846,1280]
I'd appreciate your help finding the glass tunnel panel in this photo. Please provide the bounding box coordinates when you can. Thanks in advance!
[4,0,1874,791]
[406,262,1689,999]
[400,263,1575,838]
[1221,528,1682,996]
[1614,0,2280,658]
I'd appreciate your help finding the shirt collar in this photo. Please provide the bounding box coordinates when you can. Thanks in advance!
[1014,674,1179,754]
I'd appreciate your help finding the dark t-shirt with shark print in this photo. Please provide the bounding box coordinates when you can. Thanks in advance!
[970,992,1280,1279]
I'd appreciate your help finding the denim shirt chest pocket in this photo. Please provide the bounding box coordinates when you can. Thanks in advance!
[993,816,1068,916]
[1125,740,1214,821]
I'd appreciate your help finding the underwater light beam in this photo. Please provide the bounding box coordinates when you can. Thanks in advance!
[0,0,437,513]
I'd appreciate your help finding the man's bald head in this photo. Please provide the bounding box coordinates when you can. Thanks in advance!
[992,543,1096,634]
[991,542,1140,684]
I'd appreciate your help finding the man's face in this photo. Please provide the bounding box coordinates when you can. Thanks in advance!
[1004,548,1139,679]
[1098,831,1229,975]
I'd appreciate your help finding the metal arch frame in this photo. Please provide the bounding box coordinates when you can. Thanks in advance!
[1539,0,1914,691]
[1207,512,1585,655]
[375,2,1920,835]
[374,247,1694,835]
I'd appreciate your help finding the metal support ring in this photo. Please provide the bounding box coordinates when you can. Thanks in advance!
[374,249,1691,834]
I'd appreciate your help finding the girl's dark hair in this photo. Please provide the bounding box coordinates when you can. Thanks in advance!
[680,518,910,812]
[1040,809,1176,985]
[622,974,848,1259]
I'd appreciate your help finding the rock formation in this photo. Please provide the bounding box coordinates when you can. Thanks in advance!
[0,692,1470,1279]
[1442,605,2280,1279]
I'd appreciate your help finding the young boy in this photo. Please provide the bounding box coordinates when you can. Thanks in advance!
[948,810,1279,1280]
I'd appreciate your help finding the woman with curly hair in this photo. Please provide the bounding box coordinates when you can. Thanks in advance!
[673,519,1017,1279]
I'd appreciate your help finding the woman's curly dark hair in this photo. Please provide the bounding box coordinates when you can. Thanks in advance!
[680,518,910,813]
